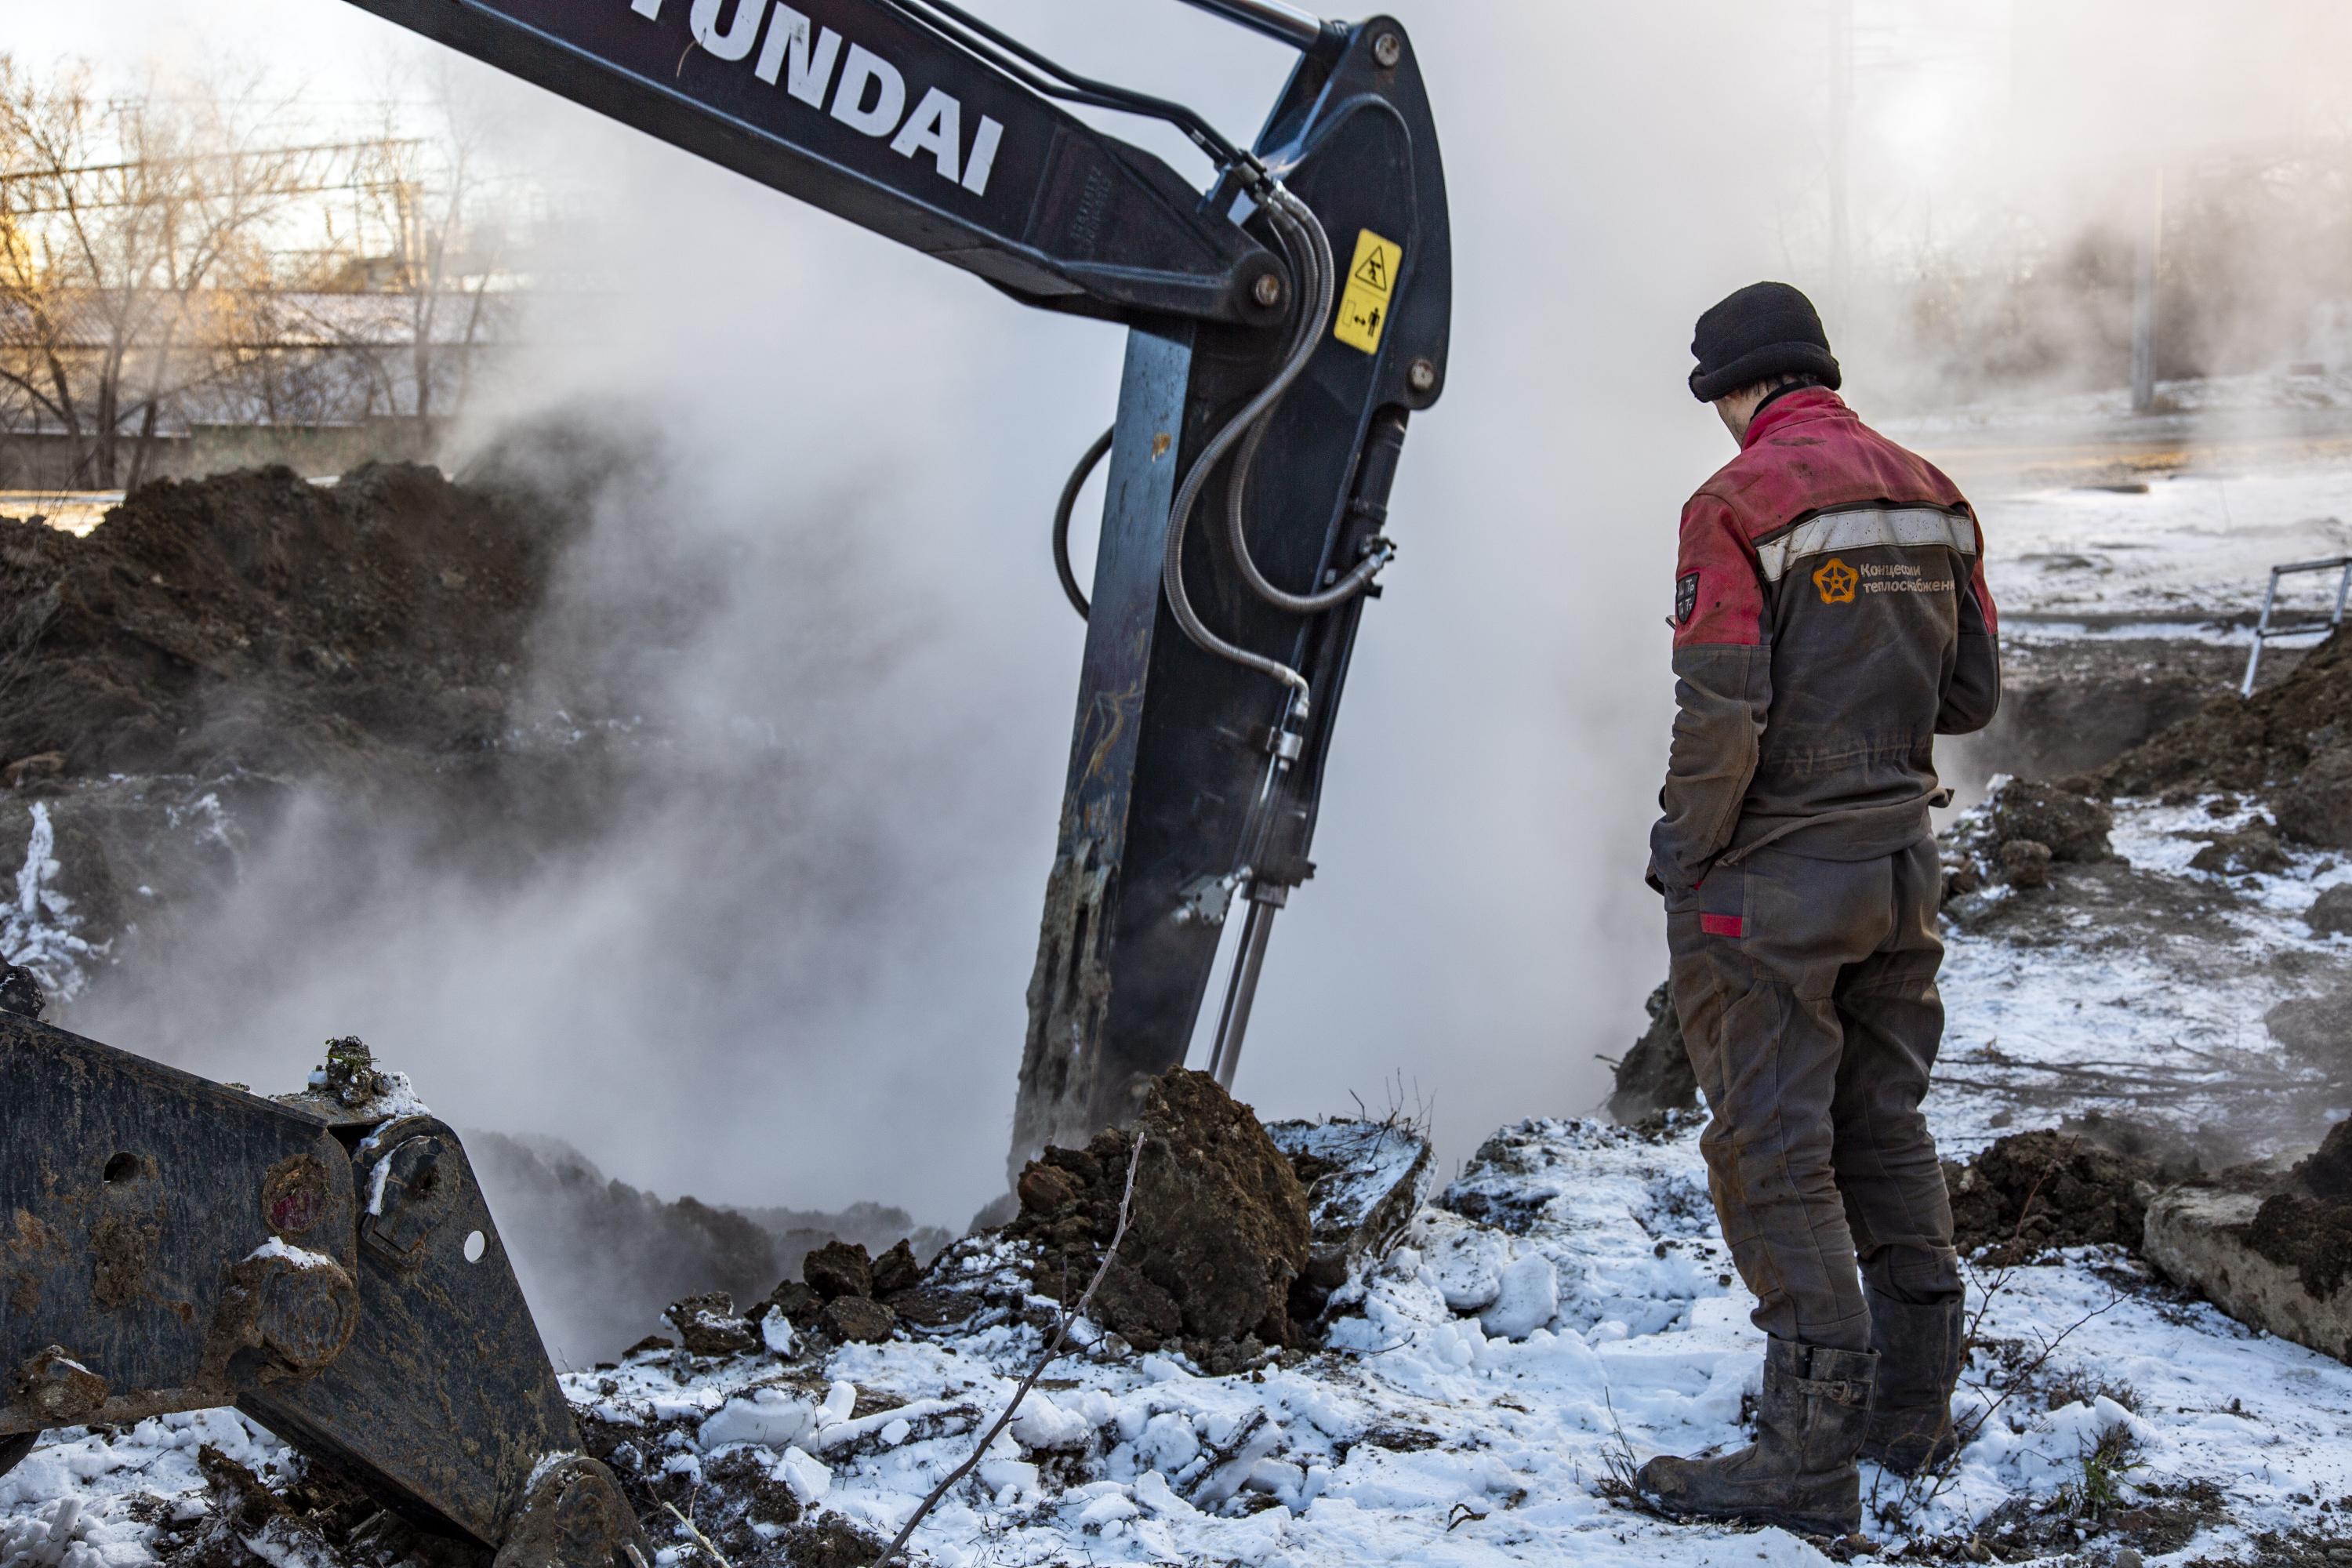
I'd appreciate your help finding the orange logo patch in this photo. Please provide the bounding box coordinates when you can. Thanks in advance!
[1814,557,1858,604]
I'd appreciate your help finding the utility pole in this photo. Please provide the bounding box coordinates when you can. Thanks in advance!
[1828,0,1853,328]
[2130,166,2163,415]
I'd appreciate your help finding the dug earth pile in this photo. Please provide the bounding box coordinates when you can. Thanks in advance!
[678,1071,1423,1380]
[0,463,571,782]
[1007,1069,1314,1367]
[0,463,608,997]
[0,460,953,1368]
[1944,1127,2165,1266]
[2096,622,2352,848]
[2248,1119,2352,1301]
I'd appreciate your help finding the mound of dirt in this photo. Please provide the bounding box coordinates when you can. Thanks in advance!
[1947,1129,2163,1264]
[1606,981,1697,1124]
[2308,884,2352,937]
[2100,626,2352,845]
[0,463,570,781]
[1010,1069,1310,1359]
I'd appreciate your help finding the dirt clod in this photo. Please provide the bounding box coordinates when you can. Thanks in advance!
[764,1280,822,1327]
[766,1516,887,1568]
[818,1295,896,1344]
[1947,1130,2161,1263]
[2279,749,2352,849]
[1987,781,2115,863]
[887,1286,978,1330]
[2298,1120,2352,1201]
[1999,837,2055,887]
[2309,884,2352,938]
[0,964,45,1020]
[869,1238,921,1297]
[1010,1069,1311,1356]
[2247,1193,2352,1299]
[665,1291,757,1358]
[802,1240,873,1301]
[1607,981,1697,1124]
[2189,818,2290,875]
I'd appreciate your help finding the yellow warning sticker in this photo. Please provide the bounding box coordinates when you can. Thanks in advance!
[1332,228,1403,355]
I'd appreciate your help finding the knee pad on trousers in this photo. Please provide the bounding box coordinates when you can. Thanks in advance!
[1862,1243,1962,1307]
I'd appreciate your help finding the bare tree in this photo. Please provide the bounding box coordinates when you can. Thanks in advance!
[289,67,515,434]
[0,56,300,488]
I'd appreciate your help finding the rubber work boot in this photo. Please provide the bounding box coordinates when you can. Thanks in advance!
[1636,1338,1878,1537]
[1860,1294,1965,1475]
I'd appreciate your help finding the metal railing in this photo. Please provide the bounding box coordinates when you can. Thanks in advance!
[2243,554,2352,696]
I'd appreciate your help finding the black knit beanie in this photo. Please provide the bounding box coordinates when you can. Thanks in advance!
[1688,281,1841,402]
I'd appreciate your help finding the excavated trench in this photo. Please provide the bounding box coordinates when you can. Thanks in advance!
[1938,625,2285,805]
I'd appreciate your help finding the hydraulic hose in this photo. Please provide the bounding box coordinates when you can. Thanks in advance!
[1053,426,1114,620]
[1224,190,1393,615]
[1158,179,1335,716]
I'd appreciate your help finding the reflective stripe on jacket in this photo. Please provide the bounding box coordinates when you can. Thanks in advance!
[1649,387,2000,902]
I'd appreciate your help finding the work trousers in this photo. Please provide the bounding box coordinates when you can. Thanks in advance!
[1667,839,1962,1351]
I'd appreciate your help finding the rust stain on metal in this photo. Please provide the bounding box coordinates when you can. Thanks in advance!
[262,1153,329,1238]
[4,1210,62,1317]
[89,1210,163,1310]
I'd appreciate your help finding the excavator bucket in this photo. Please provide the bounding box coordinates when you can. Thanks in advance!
[0,1017,645,1568]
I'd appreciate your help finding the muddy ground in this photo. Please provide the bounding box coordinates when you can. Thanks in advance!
[1607,626,2284,1125]
[2097,622,2352,838]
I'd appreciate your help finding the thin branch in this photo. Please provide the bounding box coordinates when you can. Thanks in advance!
[866,1137,1149,1568]
[1918,1289,2126,1510]
[662,1501,734,1568]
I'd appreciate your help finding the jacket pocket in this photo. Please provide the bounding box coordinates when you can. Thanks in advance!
[1698,863,1748,938]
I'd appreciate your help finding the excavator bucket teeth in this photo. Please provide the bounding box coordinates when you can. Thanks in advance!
[0,1015,642,1568]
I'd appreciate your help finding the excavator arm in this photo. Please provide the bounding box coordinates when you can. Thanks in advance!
[2,1,1449,1555]
[318,0,1450,1158]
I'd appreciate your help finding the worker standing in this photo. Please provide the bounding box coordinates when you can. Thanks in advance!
[1637,282,2001,1537]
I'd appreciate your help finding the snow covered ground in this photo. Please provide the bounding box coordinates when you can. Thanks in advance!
[1977,471,2352,626]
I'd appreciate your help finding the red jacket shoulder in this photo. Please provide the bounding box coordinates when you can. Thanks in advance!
[1693,391,1968,538]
